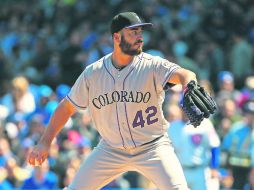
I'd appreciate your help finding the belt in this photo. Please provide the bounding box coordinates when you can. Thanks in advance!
[141,135,164,146]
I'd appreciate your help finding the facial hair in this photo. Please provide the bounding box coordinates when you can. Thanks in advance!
[119,35,143,56]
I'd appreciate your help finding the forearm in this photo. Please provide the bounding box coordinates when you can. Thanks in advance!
[39,99,76,146]
[169,68,197,87]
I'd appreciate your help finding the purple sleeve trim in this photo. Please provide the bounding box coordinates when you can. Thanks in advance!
[66,95,86,109]
[162,66,180,87]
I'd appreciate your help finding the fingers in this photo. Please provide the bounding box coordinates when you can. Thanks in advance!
[27,149,45,166]
[28,151,39,166]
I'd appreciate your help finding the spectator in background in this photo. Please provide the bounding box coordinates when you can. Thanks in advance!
[62,157,82,188]
[0,76,35,116]
[76,137,91,161]
[0,137,15,167]
[31,85,57,125]
[31,39,51,84]
[27,113,46,143]
[167,104,221,190]
[5,112,28,144]
[206,40,225,91]
[4,156,30,187]
[44,52,62,89]
[0,137,24,187]
[20,159,58,190]
[172,40,200,74]
[46,139,60,172]
[35,85,53,111]
[85,32,113,66]
[0,50,12,96]
[241,75,254,104]
[229,31,253,89]
[194,47,211,80]
[60,30,85,86]
[0,167,13,190]
[215,71,241,109]
[17,138,34,167]
[244,168,254,190]
[213,98,242,141]
[76,110,100,148]
[221,100,254,189]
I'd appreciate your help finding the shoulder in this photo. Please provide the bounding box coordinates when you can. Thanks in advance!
[142,52,166,63]
[228,121,246,134]
[84,54,109,77]
[85,57,104,73]
[141,52,177,69]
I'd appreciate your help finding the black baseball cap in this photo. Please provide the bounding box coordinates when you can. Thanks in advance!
[110,12,153,34]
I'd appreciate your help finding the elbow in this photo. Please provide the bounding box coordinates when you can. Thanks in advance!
[187,70,197,81]
[170,68,197,86]
[181,69,197,85]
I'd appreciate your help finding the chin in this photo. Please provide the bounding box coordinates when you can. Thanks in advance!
[132,49,142,55]
[137,49,142,54]
[134,45,142,53]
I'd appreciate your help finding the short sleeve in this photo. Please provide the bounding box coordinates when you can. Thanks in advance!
[66,71,89,110]
[153,58,180,90]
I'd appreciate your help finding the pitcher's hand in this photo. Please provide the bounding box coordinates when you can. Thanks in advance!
[27,143,50,166]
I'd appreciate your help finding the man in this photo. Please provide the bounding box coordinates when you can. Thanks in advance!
[21,159,58,189]
[222,99,254,189]
[167,104,220,190]
[28,12,197,190]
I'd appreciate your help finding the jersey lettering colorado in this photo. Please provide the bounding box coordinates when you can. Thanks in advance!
[67,52,180,149]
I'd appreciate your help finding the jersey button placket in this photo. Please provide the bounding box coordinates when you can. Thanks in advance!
[115,78,131,148]
[114,79,126,147]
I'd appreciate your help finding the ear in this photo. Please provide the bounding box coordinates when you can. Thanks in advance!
[113,33,121,43]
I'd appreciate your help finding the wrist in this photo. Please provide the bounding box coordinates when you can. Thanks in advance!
[38,136,52,148]
[183,80,197,94]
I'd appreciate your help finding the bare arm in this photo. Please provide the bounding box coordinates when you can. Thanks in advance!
[39,98,77,146]
[168,68,197,87]
[28,98,77,166]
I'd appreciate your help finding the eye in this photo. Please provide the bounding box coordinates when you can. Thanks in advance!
[132,30,142,35]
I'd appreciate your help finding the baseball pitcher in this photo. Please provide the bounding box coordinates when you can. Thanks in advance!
[28,12,216,190]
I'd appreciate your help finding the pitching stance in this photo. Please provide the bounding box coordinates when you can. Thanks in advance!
[28,12,216,190]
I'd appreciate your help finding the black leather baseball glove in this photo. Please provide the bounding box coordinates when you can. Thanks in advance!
[181,80,217,127]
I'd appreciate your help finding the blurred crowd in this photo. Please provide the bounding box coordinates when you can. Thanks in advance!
[0,0,254,189]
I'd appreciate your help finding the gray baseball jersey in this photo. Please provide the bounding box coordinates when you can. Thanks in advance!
[67,52,180,149]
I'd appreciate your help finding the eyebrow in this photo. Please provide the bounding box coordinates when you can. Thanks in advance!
[129,27,143,31]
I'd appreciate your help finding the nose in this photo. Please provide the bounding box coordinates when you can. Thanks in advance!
[137,32,143,39]
[136,35,143,42]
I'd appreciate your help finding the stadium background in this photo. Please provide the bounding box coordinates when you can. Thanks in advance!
[0,0,253,189]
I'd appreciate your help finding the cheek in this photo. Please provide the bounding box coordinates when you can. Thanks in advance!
[125,35,136,44]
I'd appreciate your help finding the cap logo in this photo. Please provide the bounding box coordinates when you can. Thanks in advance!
[135,15,141,22]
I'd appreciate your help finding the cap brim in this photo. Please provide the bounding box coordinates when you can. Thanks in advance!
[125,23,153,29]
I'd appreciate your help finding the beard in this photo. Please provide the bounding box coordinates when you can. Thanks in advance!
[119,35,143,56]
